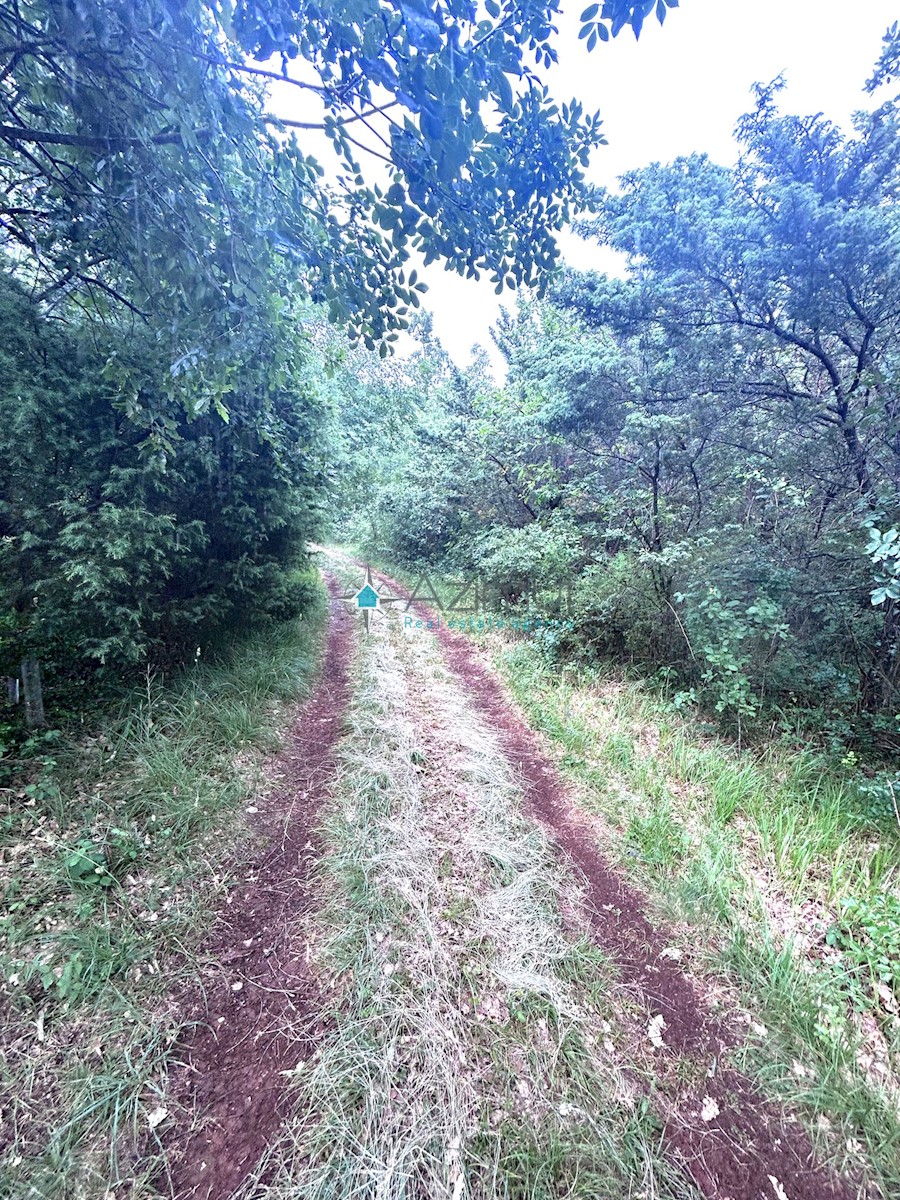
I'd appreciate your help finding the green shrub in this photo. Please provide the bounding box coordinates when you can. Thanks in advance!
[827,893,900,998]
[0,275,325,720]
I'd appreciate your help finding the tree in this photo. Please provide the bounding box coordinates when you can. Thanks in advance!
[588,80,900,709]
[0,0,684,710]
[868,19,900,91]
[0,1,677,380]
[338,80,900,742]
[0,274,326,691]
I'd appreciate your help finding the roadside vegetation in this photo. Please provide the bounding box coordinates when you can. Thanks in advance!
[336,64,900,758]
[484,633,900,1196]
[0,592,324,1198]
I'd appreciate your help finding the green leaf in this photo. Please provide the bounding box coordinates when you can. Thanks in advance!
[496,72,514,113]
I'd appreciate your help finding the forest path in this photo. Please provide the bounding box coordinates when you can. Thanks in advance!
[356,561,857,1200]
[163,559,859,1200]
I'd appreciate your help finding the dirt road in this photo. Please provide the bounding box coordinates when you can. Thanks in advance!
[161,563,859,1200]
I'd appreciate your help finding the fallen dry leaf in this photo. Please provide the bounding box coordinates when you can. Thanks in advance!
[700,1095,720,1122]
[647,1014,666,1048]
[146,1105,168,1131]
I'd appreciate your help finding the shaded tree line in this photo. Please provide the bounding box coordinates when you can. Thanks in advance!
[340,76,900,749]
[0,0,662,726]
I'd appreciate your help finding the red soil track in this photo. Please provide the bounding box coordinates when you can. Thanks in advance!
[373,568,856,1200]
[164,577,352,1199]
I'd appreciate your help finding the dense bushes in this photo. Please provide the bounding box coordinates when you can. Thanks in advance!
[0,276,324,714]
[0,0,638,732]
[336,83,900,750]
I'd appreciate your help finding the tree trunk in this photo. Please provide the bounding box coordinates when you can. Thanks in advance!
[20,657,46,728]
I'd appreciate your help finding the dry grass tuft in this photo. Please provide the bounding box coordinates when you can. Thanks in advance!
[247,594,695,1200]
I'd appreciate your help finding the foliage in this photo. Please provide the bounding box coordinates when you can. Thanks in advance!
[828,894,900,996]
[866,526,900,607]
[678,587,789,724]
[868,20,900,91]
[0,0,676,721]
[64,839,116,890]
[0,0,666,380]
[0,275,325,710]
[334,77,900,746]
[459,516,578,602]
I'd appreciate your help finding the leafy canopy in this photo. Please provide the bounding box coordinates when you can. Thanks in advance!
[0,0,677,376]
[333,76,900,743]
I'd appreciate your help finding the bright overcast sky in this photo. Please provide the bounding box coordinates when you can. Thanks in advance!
[417,0,899,373]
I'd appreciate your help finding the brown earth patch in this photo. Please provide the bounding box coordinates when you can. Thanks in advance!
[161,576,353,1199]
[372,568,857,1200]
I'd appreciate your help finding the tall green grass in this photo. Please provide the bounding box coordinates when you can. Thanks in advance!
[492,639,900,1198]
[0,590,326,1199]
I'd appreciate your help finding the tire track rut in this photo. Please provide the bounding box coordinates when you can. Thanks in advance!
[373,566,857,1200]
[164,577,352,1199]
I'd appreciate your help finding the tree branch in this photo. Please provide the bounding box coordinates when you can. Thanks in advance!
[0,123,212,149]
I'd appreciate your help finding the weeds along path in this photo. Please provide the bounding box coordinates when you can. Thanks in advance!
[163,577,352,1199]
[371,568,857,1200]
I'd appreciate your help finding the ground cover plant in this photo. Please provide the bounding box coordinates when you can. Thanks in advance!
[0,594,324,1197]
